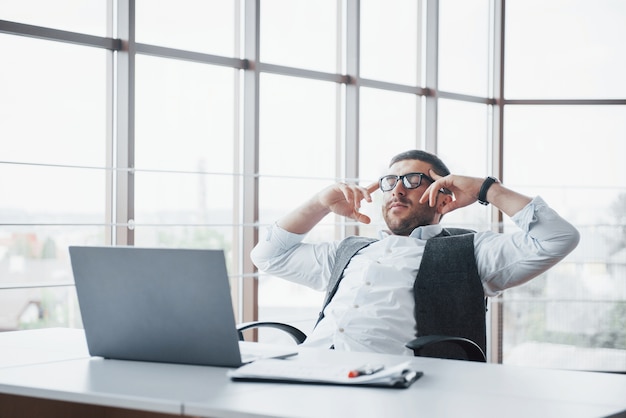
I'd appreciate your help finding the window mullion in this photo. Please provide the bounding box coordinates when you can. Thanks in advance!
[114,0,136,245]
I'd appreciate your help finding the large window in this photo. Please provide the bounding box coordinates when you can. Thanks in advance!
[0,29,107,330]
[133,55,237,254]
[500,0,626,371]
[1,0,624,371]
[502,106,626,369]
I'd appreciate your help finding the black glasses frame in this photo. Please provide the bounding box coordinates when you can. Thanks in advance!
[378,172,435,192]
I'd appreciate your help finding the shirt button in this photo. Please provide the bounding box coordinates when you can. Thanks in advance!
[364,281,371,286]
[338,327,345,333]
[353,304,359,309]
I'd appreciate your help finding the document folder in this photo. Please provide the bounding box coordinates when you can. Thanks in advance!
[228,358,423,389]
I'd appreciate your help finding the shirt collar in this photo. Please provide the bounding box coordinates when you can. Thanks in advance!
[378,224,443,240]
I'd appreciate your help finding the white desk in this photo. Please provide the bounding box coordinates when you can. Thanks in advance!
[0,328,90,368]
[0,329,625,418]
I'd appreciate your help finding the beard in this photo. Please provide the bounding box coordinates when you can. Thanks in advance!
[382,196,439,236]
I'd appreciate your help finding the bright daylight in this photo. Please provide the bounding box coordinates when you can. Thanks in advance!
[1,1,625,417]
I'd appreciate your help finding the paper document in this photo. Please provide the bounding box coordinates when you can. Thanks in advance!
[228,358,422,388]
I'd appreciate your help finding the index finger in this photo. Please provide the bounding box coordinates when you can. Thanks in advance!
[428,169,444,181]
[366,181,379,194]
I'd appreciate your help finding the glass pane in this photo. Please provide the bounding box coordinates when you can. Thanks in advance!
[504,106,626,194]
[360,0,419,85]
[436,99,490,228]
[258,74,337,178]
[0,0,107,36]
[358,88,419,235]
[134,54,237,278]
[133,170,237,286]
[257,75,338,226]
[135,55,236,173]
[134,225,236,267]
[0,224,105,285]
[438,0,490,97]
[503,105,626,371]
[0,36,107,167]
[506,0,626,99]
[359,88,419,182]
[134,171,235,226]
[260,0,338,72]
[135,0,236,56]
[258,178,335,227]
[0,167,107,331]
[0,287,82,330]
[0,165,106,224]
[0,223,103,331]
[0,31,108,332]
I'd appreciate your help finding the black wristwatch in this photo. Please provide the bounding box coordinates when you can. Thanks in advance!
[478,176,499,206]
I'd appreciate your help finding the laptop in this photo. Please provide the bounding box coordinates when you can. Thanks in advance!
[69,246,297,367]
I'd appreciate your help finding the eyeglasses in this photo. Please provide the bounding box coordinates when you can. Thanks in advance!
[378,172,435,192]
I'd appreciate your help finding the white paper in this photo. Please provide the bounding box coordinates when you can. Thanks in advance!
[228,358,418,386]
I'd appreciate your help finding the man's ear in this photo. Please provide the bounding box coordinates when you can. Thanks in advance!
[436,192,453,215]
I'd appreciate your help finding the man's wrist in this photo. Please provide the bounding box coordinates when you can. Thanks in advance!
[478,176,499,205]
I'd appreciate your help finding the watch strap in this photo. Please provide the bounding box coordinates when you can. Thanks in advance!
[478,176,498,206]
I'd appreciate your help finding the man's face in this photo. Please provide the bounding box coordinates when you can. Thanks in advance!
[381,159,442,236]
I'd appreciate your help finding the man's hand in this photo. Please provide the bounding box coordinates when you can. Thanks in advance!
[419,171,483,215]
[419,169,531,217]
[278,182,379,235]
[318,182,379,224]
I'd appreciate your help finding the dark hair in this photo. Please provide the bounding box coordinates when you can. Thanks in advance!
[389,150,451,177]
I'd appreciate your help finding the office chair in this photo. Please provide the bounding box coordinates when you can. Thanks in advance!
[238,230,488,363]
[237,274,487,362]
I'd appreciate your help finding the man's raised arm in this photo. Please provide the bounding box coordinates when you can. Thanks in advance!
[277,182,378,234]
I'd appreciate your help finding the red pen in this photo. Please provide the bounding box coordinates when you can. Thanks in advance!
[347,364,385,378]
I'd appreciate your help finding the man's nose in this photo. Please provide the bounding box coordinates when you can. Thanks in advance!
[392,180,407,195]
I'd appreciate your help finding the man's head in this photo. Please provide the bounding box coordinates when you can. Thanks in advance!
[380,150,452,236]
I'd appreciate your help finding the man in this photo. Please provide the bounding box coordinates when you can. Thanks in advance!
[250,150,580,355]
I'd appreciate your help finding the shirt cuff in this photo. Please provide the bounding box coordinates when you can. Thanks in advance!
[264,222,308,250]
[510,196,546,232]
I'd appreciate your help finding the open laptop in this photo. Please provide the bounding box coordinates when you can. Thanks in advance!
[69,246,297,367]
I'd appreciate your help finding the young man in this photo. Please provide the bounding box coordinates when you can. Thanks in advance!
[250,150,580,355]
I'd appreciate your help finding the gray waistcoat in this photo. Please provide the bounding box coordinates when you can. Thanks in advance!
[315,228,486,355]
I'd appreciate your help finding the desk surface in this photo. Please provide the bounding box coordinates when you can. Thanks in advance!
[0,328,90,368]
[0,328,625,418]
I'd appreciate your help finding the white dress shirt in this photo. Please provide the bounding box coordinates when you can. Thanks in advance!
[250,196,580,355]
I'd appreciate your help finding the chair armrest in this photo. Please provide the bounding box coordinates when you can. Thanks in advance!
[406,335,486,362]
[237,321,307,344]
